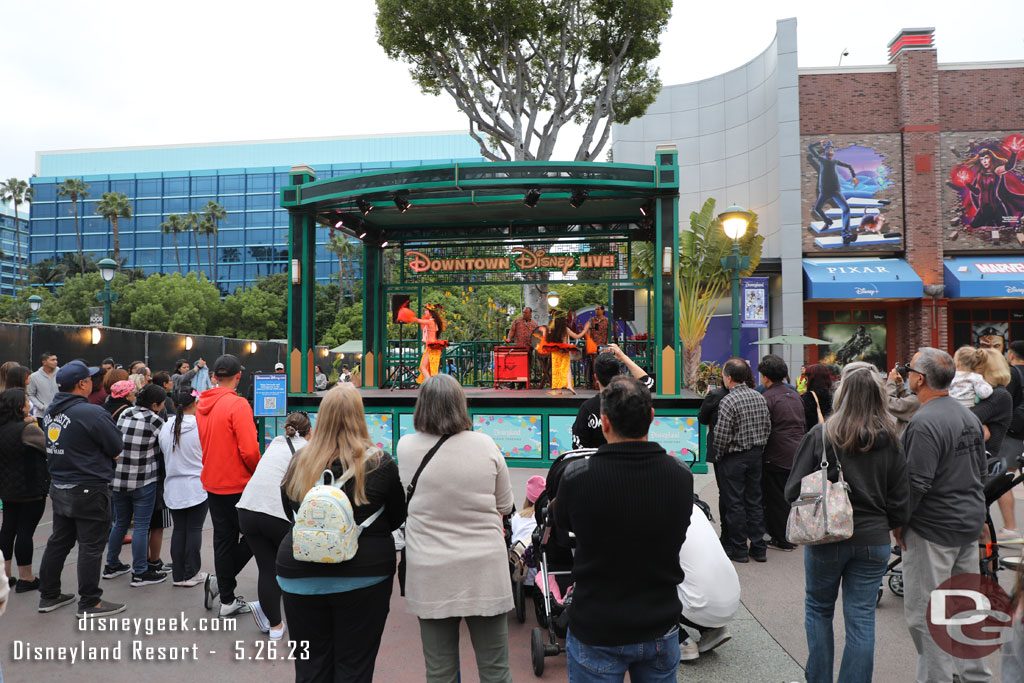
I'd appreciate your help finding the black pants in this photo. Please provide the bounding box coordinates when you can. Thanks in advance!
[761,462,791,543]
[718,448,767,557]
[710,458,729,539]
[207,492,252,604]
[0,497,47,567]
[237,508,290,627]
[39,485,112,610]
[282,577,394,683]
[169,501,208,582]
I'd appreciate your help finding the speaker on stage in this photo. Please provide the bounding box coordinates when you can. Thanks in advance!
[391,294,411,323]
[612,290,634,321]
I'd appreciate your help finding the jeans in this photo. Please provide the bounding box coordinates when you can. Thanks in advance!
[39,484,112,610]
[207,492,252,605]
[169,501,208,582]
[566,627,679,683]
[106,482,158,575]
[418,613,512,683]
[804,543,889,683]
[717,448,767,557]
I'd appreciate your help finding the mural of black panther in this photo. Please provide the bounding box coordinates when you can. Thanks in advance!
[835,325,873,365]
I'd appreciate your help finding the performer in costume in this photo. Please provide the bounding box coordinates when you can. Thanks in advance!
[405,303,448,384]
[540,313,583,396]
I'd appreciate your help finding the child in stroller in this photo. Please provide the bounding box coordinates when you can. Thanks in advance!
[509,476,546,591]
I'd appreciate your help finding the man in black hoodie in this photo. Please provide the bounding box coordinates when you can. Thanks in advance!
[37,360,126,617]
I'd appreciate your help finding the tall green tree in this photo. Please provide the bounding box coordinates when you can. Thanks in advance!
[95,192,132,267]
[160,213,187,273]
[376,0,670,162]
[184,211,201,275]
[58,252,98,276]
[57,178,90,274]
[200,201,226,283]
[0,178,33,284]
[325,230,360,309]
[199,217,216,281]
[27,258,66,286]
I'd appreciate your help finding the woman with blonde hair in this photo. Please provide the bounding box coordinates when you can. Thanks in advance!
[397,373,514,683]
[971,348,1017,538]
[276,384,406,683]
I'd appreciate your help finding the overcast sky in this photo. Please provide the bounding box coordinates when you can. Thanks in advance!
[2,0,1022,187]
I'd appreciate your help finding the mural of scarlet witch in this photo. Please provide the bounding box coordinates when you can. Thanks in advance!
[951,134,1024,231]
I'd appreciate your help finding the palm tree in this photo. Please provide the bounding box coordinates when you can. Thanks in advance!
[200,201,226,282]
[27,258,66,286]
[1,178,33,284]
[95,192,132,267]
[326,230,360,310]
[184,211,201,276]
[160,213,187,272]
[58,252,97,276]
[199,217,215,279]
[57,178,90,275]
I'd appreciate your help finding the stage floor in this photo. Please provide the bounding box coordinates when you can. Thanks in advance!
[288,385,699,408]
[359,386,599,400]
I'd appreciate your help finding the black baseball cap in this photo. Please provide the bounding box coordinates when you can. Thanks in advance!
[212,354,244,377]
[56,360,101,390]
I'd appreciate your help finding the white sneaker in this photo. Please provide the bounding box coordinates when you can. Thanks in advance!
[679,635,699,661]
[698,626,732,653]
[269,625,285,642]
[220,597,251,617]
[998,528,1021,539]
[249,600,270,633]
[173,571,208,588]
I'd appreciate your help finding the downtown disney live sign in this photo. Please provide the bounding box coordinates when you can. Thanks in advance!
[405,247,618,277]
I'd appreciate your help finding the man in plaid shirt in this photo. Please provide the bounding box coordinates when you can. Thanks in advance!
[104,384,168,586]
[714,358,772,564]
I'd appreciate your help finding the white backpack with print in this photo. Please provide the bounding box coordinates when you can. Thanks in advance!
[292,466,384,564]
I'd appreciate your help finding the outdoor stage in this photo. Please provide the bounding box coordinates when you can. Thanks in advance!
[280,386,705,470]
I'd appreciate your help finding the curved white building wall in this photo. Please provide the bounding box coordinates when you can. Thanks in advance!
[612,17,803,370]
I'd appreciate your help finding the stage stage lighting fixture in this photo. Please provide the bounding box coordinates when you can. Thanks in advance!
[357,199,374,215]
[569,189,589,208]
[523,188,541,208]
[393,193,412,213]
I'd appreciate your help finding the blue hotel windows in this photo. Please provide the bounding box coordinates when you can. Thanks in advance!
[247,174,273,192]
[191,176,216,194]
[33,203,56,218]
[164,177,188,195]
[219,195,244,211]
[137,178,162,197]
[135,232,162,248]
[246,194,273,210]
[136,198,161,214]
[33,184,57,201]
[110,180,134,195]
[219,175,245,193]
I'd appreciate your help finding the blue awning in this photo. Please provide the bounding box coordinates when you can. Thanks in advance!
[803,258,924,300]
[944,257,1024,298]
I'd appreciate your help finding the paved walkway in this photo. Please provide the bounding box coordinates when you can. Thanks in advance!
[2,467,1019,681]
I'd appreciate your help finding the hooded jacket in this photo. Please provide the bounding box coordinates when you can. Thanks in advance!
[196,386,260,495]
[43,392,124,486]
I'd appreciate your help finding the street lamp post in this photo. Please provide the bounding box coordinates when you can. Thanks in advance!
[718,205,752,358]
[547,290,560,309]
[27,294,42,323]
[97,258,118,326]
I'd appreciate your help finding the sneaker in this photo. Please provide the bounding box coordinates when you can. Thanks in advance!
[220,597,251,617]
[204,574,219,610]
[679,634,699,661]
[15,577,41,593]
[149,559,173,573]
[698,626,732,653]
[38,593,76,613]
[249,600,270,633]
[726,551,749,563]
[269,626,285,642]
[767,538,797,552]
[998,528,1021,540]
[7,576,16,588]
[173,571,208,588]
[77,600,127,618]
[130,570,167,587]
[750,552,767,563]
[103,562,131,579]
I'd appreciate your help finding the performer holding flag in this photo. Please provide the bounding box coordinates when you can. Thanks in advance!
[397,302,448,384]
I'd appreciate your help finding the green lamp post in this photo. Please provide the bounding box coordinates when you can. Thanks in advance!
[27,294,42,323]
[97,258,118,326]
[718,204,752,358]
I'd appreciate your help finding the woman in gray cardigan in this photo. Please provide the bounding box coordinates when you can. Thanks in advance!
[397,374,514,683]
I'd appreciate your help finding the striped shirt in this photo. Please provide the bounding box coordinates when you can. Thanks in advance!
[714,384,771,456]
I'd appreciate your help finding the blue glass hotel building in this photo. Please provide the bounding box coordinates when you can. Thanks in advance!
[29,132,483,293]
[0,204,30,296]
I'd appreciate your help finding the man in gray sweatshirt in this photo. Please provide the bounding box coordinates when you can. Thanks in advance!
[896,347,990,682]
[27,352,59,414]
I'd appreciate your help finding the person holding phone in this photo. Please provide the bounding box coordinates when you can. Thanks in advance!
[885,363,920,435]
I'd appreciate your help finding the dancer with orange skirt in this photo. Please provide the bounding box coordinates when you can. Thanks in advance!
[539,314,583,396]
[410,304,448,384]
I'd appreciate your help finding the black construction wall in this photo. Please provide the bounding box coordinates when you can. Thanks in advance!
[0,324,32,367]
[148,332,224,376]
[224,338,286,400]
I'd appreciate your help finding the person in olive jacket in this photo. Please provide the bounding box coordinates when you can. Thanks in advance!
[0,388,49,592]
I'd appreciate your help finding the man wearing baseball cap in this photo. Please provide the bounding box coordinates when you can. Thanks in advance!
[37,361,126,618]
[274,362,285,374]
[197,354,260,617]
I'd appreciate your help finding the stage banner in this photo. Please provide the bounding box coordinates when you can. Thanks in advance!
[473,414,543,459]
[648,416,700,461]
[253,374,287,417]
[365,413,394,453]
[740,277,769,328]
[399,412,415,442]
[549,415,576,459]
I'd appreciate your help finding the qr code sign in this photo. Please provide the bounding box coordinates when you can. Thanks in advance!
[263,396,277,410]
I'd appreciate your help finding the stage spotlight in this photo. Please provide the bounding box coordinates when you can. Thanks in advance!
[569,189,589,208]
[393,193,412,213]
[381,240,390,248]
[358,231,368,239]
[357,198,374,215]
[334,218,344,228]
[523,188,541,208]
[639,205,648,217]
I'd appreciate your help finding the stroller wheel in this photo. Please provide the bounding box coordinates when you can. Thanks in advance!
[533,590,549,628]
[531,627,546,676]
[515,579,526,624]
[888,573,904,597]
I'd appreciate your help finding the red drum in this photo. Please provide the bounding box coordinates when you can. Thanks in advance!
[494,347,530,388]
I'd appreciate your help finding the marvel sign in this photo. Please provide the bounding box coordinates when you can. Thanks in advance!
[975,263,1024,274]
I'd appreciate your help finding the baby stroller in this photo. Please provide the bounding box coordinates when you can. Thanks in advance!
[878,452,1024,605]
[529,447,595,677]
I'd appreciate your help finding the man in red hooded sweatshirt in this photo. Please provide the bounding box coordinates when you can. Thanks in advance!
[197,354,260,617]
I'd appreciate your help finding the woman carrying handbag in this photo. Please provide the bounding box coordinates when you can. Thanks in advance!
[785,362,910,683]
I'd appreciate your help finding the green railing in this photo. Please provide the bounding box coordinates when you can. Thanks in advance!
[383,339,654,388]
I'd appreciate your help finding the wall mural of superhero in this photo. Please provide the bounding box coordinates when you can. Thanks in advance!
[817,323,887,371]
[802,136,902,252]
[946,133,1024,249]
